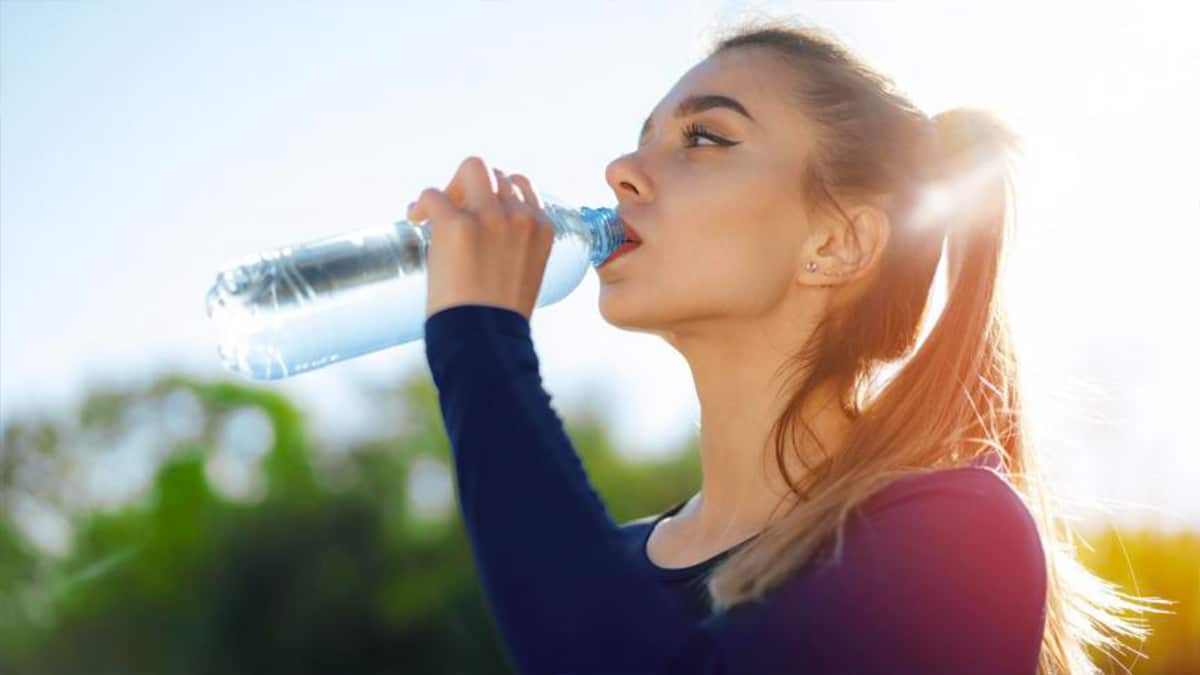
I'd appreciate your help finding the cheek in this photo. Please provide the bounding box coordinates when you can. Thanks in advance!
[682,236,793,312]
[652,235,793,315]
[598,185,800,327]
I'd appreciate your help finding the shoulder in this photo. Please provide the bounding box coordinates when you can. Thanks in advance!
[694,468,1047,673]
[702,468,1048,673]
[826,466,1048,634]
[852,465,1042,548]
[861,464,1034,517]
[803,467,1046,668]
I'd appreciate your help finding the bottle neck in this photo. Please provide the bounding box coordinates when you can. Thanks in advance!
[579,206,622,268]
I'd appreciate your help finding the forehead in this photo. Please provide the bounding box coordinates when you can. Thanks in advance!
[647,47,795,128]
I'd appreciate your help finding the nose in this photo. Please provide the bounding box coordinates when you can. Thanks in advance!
[605,152,651,202]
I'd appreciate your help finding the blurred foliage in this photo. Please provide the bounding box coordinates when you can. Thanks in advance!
[0,370,1196,674]
[1076,527,1200,674]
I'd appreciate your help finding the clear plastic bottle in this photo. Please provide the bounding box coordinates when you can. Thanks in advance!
[205,193,626,381]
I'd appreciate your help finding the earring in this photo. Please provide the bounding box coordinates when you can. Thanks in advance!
[805,261,817,273]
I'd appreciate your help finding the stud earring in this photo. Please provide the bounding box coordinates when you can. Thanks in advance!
[805,261,817,273]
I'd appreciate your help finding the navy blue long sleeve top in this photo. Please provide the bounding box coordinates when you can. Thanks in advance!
[423,304,1047,675]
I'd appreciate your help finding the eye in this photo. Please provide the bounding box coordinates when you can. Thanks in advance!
[681,122,733,148]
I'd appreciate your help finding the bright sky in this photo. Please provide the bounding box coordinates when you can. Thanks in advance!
[3,1,1198,531]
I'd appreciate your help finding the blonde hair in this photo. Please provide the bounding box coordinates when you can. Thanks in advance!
[697,19,1168,674]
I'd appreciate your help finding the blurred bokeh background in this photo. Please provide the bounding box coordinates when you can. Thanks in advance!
[2,1,1197,673]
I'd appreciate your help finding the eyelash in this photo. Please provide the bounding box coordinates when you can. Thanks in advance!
[680,123,731,148]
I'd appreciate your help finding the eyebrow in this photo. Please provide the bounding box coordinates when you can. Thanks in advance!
[639,94,755,144]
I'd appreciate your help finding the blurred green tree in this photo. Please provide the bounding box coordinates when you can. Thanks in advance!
[0,370,699,674]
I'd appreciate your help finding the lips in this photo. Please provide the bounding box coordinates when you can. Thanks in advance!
[598,239,641,269]
[617,214,643,243]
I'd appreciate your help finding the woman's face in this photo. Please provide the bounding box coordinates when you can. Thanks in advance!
[599,47,823,342]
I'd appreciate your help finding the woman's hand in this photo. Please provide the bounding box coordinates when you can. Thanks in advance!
[408,156,553,322]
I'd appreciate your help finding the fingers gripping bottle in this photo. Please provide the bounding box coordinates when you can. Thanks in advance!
[205,194,628,381]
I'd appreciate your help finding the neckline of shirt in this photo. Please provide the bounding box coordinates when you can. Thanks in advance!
[640,498,761,580]
[638,449,1005,579]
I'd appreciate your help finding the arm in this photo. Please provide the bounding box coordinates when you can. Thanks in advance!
[424,304,1046,675]
[424,304,702,674]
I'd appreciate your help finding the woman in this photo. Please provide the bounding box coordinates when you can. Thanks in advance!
[409,19,1153,675]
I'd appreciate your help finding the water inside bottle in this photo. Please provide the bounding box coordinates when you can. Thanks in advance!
[207,213,595,380]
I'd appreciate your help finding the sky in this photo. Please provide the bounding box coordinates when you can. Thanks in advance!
[3,1,1198,532]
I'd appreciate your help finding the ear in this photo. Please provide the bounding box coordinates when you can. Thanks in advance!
[800,204,890,287]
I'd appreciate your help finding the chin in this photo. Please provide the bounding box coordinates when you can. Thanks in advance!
[597,284,631,328]
[597,284,667,337]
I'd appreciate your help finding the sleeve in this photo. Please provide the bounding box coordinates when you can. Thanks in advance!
[423,304,705,674]
[423,304,1046,675]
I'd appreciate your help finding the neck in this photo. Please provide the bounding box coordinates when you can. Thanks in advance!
[669,307,854,541]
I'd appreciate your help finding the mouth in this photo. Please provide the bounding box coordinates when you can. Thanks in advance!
[598,228,643,269]
[618,216,643,244]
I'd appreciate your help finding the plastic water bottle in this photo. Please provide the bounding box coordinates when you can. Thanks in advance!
[205,193,627,381]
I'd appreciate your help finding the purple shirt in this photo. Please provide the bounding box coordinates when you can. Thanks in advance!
[424,304,1046,675]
